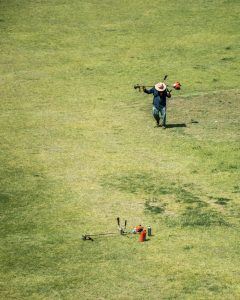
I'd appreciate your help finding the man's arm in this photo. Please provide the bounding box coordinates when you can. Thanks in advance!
[143,87,154,94]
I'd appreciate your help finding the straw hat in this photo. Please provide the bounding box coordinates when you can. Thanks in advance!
[155,82,166,92]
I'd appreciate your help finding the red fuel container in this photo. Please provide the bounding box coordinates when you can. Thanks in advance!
[140,229,146,242]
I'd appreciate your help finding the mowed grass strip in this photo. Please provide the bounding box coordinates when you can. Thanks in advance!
[0,0,240,299]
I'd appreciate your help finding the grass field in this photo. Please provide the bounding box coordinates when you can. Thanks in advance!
[0,0,240,299]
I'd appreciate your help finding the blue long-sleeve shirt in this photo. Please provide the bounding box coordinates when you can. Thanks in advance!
[144,87,171,109]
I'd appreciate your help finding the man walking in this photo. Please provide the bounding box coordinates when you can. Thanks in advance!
[144,82,171,128]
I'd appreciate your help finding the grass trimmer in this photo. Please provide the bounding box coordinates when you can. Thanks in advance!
[134,74,181,92]
[82,217,128,241]
[134,75,168,92]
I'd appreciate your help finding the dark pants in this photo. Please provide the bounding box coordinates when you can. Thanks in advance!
[152,105,166,125]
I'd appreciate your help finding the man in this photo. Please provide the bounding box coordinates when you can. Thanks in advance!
[144,82,171,128]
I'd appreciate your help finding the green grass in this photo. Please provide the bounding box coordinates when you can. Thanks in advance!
[0,0,240,299]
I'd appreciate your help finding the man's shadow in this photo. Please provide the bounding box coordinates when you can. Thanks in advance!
[165,123,187,128]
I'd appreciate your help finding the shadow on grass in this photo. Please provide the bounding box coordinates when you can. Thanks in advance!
[214,197,231,206]
[145,200,165,214]
[165,123,186,128]
[166,208,229,228]
[0,193,10,204]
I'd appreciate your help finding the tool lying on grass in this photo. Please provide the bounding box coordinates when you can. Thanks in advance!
[134,74,181,92]
[82,218,152,242]
[82,217,128,241]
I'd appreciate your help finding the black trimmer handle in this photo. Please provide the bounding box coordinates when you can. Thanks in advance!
[117,217,120,227]
[163,75,168,81]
